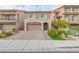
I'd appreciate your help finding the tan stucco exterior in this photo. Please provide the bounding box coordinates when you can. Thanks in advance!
[0,9,53,31]
[53,7,65,20]
[0,5,79,31]
[53,5,79,29]
[24,12,52,30]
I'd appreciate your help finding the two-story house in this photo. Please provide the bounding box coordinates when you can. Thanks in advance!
[1,5,79,31]
[0,9,25,31]
[24,11,52,31]
[0,9,53,31]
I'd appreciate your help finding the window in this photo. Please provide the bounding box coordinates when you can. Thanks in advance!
[72,8,78,12]
[65,15,79,22]
[65,8,72,12]
[40,13,47,19]
[72,15,78,21]
[11,15,16,20]
[64,15,72,21]
[65,15,69,21]
[2,14,4,20]
[29,13,35,19]
[1,14,16,20]
[47,14,50,19]
[5,15,9,20]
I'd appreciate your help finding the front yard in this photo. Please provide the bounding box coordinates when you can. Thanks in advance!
[47,29,65,40]
[47,29,79,40]
[68,30,79,36]
[48,19,79,40]
[50,35,64,40]
[0,28,17,38]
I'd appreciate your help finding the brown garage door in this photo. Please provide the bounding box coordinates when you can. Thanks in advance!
[27,23,41,31]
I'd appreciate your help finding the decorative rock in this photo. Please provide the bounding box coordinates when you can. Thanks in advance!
[0,30,2,33]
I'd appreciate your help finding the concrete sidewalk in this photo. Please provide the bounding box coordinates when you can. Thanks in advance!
[0,40,79,52]
[0,31,79,52]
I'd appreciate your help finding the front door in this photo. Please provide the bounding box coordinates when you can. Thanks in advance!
[43,23,48,30]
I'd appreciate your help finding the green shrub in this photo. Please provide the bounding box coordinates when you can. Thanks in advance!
[51,34,64,40]
[3,31,13,36]
[47,29,57,36]
[58,30,68,37]
[68,30,79,36]
[12,28,16,32]
[48,29,65,40]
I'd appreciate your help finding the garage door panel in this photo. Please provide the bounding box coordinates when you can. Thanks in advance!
[27,24,41,31]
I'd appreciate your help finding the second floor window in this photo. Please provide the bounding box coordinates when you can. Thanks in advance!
[72,8,78,12]
[29,13,35,19]
[2,14,16,20]
[11,15,16,20]
[65,8,72,12]
[40,13,47,19]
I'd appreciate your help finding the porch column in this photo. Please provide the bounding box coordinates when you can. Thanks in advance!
[16,14,17,21]
[24,22,27,31]
[15,14,18,30]
[48,22,51,29]
[41,22,43,30]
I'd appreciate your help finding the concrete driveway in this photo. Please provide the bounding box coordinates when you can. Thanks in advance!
[4,31,49,40]
[0,31,79,52]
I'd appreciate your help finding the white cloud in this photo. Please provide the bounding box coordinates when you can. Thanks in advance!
[0,5,15,9]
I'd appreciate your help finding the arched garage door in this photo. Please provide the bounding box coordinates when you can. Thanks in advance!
[27,22,41,31]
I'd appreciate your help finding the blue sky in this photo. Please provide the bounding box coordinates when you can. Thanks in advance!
[0,5,61,11]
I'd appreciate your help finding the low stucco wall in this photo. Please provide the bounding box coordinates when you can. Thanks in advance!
[70,25,79,30]
[2,25,16,31]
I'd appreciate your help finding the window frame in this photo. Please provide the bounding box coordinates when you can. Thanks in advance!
[40,13,47,19]
[72,15,78,22]
[65,8,72,12]
[28,13,35,19]
[64,15,72,21]
[72,8,78,12]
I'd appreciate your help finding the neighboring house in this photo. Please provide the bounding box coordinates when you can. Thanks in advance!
[0,5,79,31]
[53,5,79,30]
[0,9,25,31]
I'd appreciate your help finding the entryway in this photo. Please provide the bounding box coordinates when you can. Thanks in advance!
[43,23,48,30]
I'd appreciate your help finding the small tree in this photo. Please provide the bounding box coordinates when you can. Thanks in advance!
[53,19,69,38]
[54,20,69,28]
